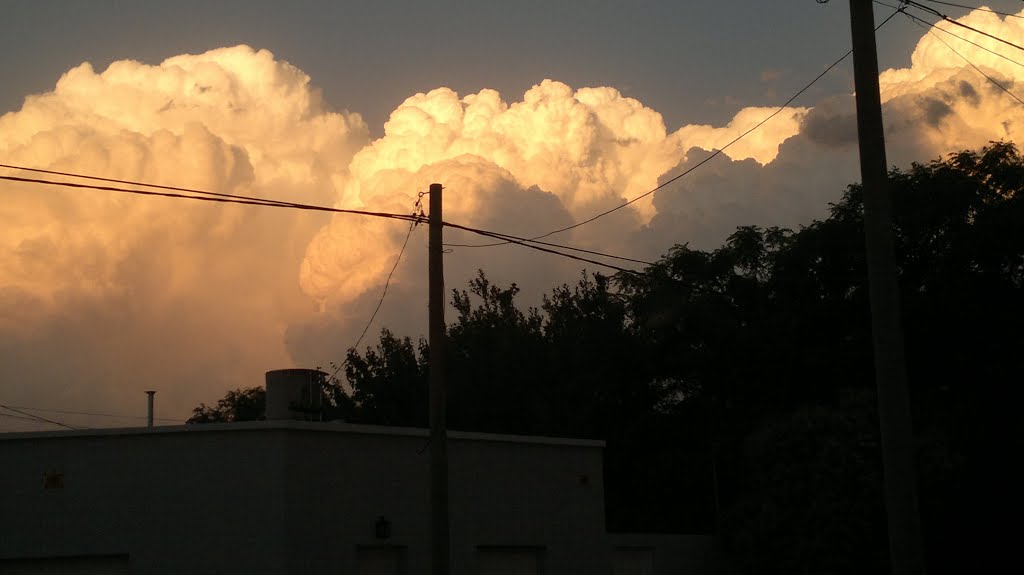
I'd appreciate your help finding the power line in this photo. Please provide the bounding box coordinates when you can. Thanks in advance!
[0,404,83,430]
[1,404,183,423]
[0,412,53,424]
[3,165,659,383]
[447,230,656,266]
[0,163,310,209]
[905,0,1024,53]
[353,217,421,353]
[888,1,1024,69]
[0,169,705,399]
[874,1,908,13]
[918,0,1024,18]
[0,162,662,269]
[0,167,652,274]
[456,7,903,248]
[0,171,420,224]
[329,196,653,384]
[904,9,1024,104]
[897,0,1024,66]
[328,198,425,385]
[442,220,645,275]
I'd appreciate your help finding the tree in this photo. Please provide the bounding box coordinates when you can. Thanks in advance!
[443,272,549,434]
[723,390,888,575]
[187,387,266,423]
[636,142,1023,572]
[189,143,1023,572]
[343,329,428,427]
[187,375,355,424]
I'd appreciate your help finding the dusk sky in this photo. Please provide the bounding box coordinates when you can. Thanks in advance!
[2,1,1023,429]
[2,1,866,131]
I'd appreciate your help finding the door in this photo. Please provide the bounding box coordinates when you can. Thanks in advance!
[355,545,406,575]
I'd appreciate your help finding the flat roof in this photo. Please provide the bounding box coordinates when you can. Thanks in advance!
[0,419,605,448]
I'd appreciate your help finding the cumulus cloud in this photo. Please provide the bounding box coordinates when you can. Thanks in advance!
[674,105,809,166]
[297,80,806,311]
[287,156,576,367]
[633,132,862,257]
[635,6,1024,253]
[878,8,1024,154]
[0,46,368,425]
[6,6,1020,427]
[299,80,677,308]
[338,81,685,218]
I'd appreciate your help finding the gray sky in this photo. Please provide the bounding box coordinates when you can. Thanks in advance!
[0,0,966,133]
[3,0,1024,429]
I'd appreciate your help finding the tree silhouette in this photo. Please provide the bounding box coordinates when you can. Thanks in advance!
[189,143,1022,573]
[187,387,266,423]
[343,329,427,427]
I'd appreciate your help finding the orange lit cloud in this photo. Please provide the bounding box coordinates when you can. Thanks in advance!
[4,5,1022,425]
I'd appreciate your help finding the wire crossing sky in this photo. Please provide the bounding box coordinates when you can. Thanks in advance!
[0,167,648,271]
[3,0,1024,428]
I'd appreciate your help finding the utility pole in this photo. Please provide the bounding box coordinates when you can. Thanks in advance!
[428,182,450,575]
[847,2,926,574]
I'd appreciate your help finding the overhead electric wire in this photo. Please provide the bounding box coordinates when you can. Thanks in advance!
[455,7,904,248]
[904,0,1024,53]
[442,220,644,275]
[351,219,420,353]
[904,9,1024,104]
[874,1,906,12]
[326,196,426,386]
[0,412,52,424]
[0,171,420,224]
[448,229,656,266]
[327,196,654,386]
[0,163,308,209]
[0,404,83,430]
[1,167,652,273]
[890,1,1024,68]
[918,0,1024,18]
[1,404,183,423]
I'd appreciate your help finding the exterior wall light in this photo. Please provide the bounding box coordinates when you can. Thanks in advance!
[42,469,64,489]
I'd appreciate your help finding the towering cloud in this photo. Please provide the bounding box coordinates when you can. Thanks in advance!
[299,80,805,308]
[3,6,1021,427]
[878,8,1024,156]
[0,46,369,423]
[638,6,1024,253]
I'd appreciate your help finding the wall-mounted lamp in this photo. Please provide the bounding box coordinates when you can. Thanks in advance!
[42,469,64,489]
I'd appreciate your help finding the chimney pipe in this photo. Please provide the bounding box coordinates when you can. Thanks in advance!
[145,391,156,428]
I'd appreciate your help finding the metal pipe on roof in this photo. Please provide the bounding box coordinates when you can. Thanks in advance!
[145,391,156,428]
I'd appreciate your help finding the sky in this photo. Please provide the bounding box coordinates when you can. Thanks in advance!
[2,0,1024,430]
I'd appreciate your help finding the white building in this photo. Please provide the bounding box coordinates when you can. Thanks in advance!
[0,372,719,574]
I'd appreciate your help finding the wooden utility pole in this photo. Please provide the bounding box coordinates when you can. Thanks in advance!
[428,182,450,575]
[847,2,926,574]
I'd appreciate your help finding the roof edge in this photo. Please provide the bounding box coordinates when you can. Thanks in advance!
[0,419,605,448]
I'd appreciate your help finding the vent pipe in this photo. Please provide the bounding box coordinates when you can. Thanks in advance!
[145,391,156,428]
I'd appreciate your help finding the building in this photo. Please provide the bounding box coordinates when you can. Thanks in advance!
[0,372,718,574]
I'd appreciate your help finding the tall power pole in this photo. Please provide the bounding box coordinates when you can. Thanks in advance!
[428,182,450,575]
[847,2,926,574]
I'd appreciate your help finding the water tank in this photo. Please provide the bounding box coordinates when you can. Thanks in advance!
[265,368,327,421]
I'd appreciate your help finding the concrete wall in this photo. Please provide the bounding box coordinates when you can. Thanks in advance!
[609,533,721,575]
[273,427,608,574]
[0,426,290,575]
[0,422,613,575]
[448,435,607,574]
